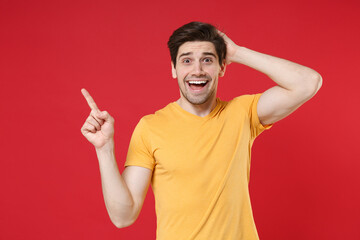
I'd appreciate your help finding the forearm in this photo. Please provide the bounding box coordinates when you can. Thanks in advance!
[95,140,135,228]
[232,46,322,93]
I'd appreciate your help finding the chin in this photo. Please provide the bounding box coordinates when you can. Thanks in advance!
[186,95,211,105]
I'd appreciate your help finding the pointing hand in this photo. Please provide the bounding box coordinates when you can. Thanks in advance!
[80,88,115,149]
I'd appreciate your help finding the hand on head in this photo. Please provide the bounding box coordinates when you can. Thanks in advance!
[217,29,238,65]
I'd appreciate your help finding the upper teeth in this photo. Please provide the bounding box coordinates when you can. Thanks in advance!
[188,80,207,84]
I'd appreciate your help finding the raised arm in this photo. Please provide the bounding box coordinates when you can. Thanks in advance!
[219,31,323,125]
[80,88,152,228]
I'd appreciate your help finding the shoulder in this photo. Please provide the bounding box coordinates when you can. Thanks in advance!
[231,93,261,104]
[227,93,262,111]
[138,101,176,128]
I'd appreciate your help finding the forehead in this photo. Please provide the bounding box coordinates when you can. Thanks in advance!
[177,41,217,58]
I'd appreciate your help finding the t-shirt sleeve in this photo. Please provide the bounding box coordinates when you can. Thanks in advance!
[250,93,273,139]
[124,117,155,171]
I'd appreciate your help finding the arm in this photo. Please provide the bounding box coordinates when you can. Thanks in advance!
[220,32,323,125]
[96,141,152,228]
[80,88,152,228]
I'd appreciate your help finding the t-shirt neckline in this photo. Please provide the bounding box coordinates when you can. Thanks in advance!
[171,98,222,120]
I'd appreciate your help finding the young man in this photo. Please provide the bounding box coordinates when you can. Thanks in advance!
[81,22,322,240]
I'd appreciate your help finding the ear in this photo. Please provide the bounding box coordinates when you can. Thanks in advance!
[219,60,226,77]
[171,62,177,79]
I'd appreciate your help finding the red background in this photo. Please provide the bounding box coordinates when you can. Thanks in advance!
[1,0,359,239]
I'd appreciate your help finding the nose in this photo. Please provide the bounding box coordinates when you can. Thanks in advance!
[192,61,205,76]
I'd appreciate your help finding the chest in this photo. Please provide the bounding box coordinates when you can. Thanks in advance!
[150,114,251,177]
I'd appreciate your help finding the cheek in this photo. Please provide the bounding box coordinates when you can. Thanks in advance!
[177,70,188,80]
[205,66,220,75]
[208,70,219,78]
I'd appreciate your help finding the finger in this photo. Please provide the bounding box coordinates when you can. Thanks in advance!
[87,116,101,131]
[216,29,225,36]
[81,88,99,110]
[81,122,96,134]
[81,122,94,136]
[90,110,105,125]
[96,111,114,123]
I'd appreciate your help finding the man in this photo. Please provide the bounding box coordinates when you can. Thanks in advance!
[81,22,322,240]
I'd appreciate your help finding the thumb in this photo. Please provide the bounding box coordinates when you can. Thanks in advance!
[96,111,111,121]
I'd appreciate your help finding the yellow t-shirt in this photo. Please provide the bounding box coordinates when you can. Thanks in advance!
[124,93,272,240]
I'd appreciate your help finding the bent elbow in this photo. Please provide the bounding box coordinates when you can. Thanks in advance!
[301,72,323,99]
[109,211,136,229]
[107,200,137,229]
[313,73,323,93]
[112,218,135,229]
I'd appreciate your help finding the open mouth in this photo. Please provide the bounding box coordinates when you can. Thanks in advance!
[187,80,209,91]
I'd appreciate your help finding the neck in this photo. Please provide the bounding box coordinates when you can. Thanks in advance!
[176,96,217,117]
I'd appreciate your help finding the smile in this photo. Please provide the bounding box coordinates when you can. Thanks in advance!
[186,80,209,91]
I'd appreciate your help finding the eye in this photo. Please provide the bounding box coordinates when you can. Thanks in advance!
[203,58,213,63]
[182,58,191,64]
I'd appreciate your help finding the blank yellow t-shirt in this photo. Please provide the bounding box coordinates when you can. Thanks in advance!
[124,93,272,240]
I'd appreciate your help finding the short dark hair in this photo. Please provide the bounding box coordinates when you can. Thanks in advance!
[167,21,226,68]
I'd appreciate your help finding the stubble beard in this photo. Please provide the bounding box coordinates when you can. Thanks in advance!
[179,79,216,105]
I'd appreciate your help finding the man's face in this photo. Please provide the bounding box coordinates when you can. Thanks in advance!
[171,41,226,105]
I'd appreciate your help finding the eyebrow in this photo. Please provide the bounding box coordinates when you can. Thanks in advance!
[178,52,217,60]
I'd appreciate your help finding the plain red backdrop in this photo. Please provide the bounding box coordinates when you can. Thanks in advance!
[0,0,359,239]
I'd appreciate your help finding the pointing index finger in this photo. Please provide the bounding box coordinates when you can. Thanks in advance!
[81,88,99,110]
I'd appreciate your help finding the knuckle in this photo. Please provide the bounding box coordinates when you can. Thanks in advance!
[90,111,97,117]
[85,123,93,130]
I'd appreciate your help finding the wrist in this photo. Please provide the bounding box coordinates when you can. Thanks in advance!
[230,46,246,64]
[95,139,115,153]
